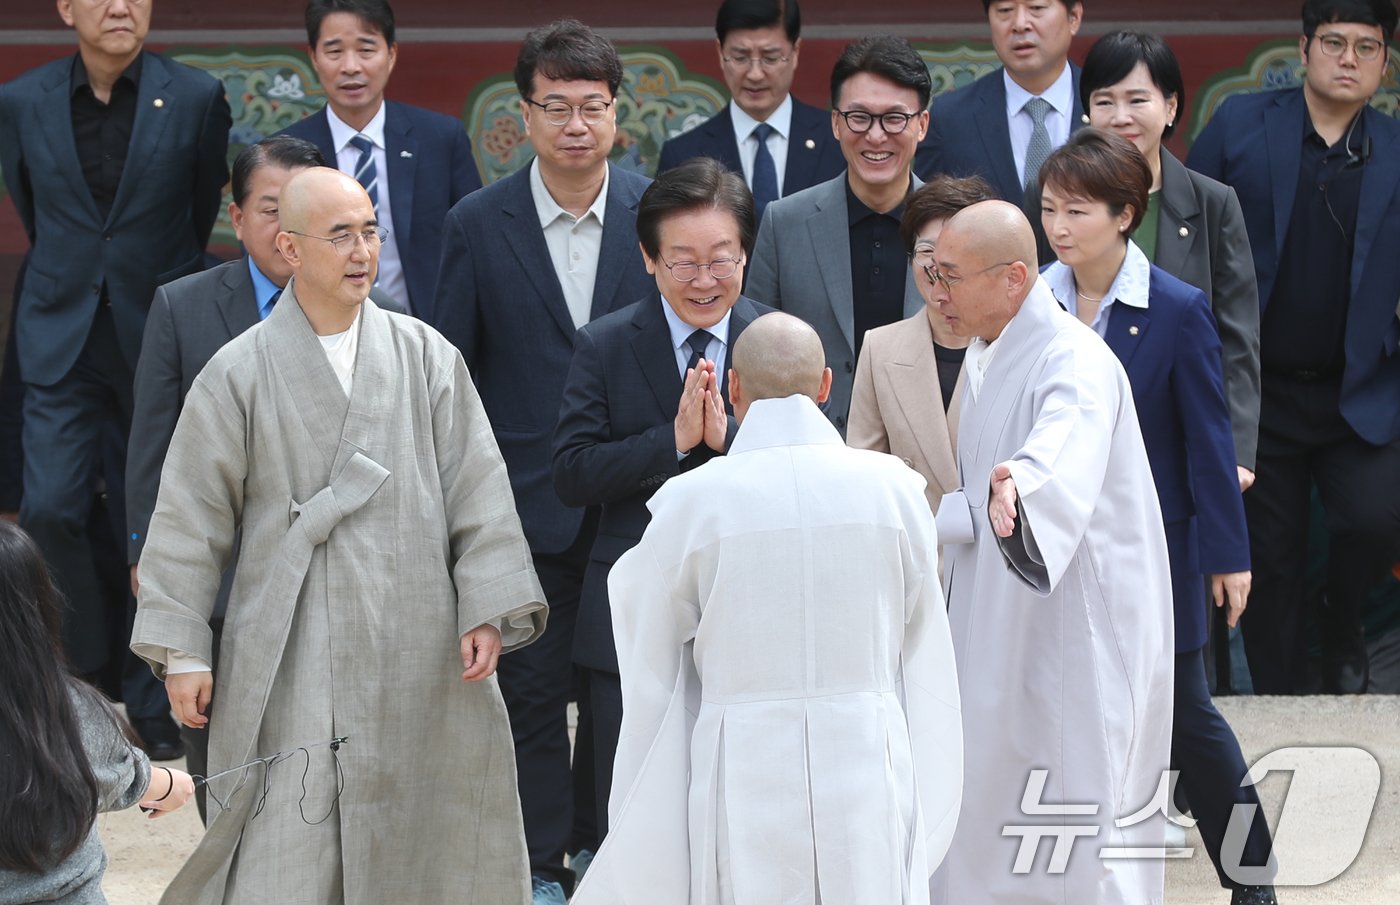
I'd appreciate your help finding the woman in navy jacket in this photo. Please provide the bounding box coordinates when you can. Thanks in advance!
[1040,129,1276,905]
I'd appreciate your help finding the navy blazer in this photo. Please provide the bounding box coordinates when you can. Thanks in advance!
[552,294,772,672]
[915,64,1083,262]
[1187,87,1400,446]
[434,163,655,556]
[1048,262,1250,651]
[279,100,482,320]
[0,51,230,386]
[656,97,844,198]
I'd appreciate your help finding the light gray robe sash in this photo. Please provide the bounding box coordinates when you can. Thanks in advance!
[167,452,389,903]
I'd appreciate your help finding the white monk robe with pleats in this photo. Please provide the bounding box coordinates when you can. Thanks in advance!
[571,394,963,905]
[131,283,547,905]
[931,278,1174,905]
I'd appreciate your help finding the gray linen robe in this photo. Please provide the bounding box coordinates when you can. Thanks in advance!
[131,286,546,905]
[932,280,1175,905]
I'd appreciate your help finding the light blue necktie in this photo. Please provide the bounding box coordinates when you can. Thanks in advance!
[1022,97,1054,191]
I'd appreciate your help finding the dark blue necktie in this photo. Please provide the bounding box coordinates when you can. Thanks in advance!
[685,329,714,372]
[750,123,779,224]
[349,133,379,210]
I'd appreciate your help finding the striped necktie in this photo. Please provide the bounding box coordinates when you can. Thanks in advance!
[349,133,379,210]
[1021,97,1053,191]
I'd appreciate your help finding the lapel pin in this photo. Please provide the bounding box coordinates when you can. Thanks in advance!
[1178,226,1189,238]
[805,138,815,149]
[1129,325,1140,336]
[400,150,413,158]
[153,98,165,108]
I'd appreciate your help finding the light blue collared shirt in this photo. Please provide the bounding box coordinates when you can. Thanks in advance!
[247,257,283,321]
[1042,239,1151,339]
[659,297,733,379]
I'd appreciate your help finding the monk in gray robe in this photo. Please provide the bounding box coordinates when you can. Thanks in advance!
[929,202,1174,905]
[131,168,547,905]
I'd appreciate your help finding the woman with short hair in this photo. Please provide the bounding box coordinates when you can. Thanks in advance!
[1040,127,1277,905]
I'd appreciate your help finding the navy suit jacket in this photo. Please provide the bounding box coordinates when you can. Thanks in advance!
[1187,87,1400,446]
[279,100,482,320]
[434,163,655,556]
[0,51,230,386]
[552,294,771,672]
[915,64,1083,263]
[656,97,844,198]
[1050,262,1250,651]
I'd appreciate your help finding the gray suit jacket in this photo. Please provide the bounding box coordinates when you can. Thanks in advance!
[745,173,924,434]
[126,258,401,564]
[1154,149,1261,470]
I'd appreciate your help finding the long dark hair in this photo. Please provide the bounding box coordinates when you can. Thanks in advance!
[0,521,101,872]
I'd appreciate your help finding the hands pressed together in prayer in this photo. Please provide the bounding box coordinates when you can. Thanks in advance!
[461,623,502,682]
[989,462,1019,539]
[1237,466,1255,494]
[674,360,728,455]
[1212,571,1252,628]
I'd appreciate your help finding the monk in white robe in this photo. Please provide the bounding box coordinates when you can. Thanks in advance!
[928,203,1174,905]
[131,169,547,905]
[573,313,963,905]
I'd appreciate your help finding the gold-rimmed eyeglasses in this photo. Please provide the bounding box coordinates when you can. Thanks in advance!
[659,255,743,282]
[721,53,791,70]
[286,227,388,256]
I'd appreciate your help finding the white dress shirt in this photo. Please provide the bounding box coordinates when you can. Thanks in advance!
[530,158,609,331]
[1003,65,1075,187]
[729,95,792,195]
[327,104,411,314]
[1041,240,1152,339]
[660,300,733,379]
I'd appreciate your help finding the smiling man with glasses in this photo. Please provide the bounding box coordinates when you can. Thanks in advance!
[746,35,932,435]
[552,159,773,892]
[657,1,843,224]
[132,166,547,904]
[1188,0,1400,701]
[432,19,657,905]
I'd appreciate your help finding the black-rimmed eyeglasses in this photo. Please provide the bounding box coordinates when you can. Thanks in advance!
[834,109,921,134]
[286,227,388,256]
[658,256,743,282]
[919,260,1015,291]
[526,98,614,126]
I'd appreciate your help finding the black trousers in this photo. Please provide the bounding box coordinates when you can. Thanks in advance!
[587,668,624,842]
[1173,648,1275,888]
[497,511,598,891]
[20,306,134,674]
[1241,373,1400,693]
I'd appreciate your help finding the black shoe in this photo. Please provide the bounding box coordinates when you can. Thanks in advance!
[1231,885,1278,905]
[133,715,186,761]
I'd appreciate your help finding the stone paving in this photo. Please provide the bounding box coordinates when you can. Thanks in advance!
[99,696,1399,904]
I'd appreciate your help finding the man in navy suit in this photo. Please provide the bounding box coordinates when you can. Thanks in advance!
[656,0,843,224]
[433,20,653,905]
[279,0,481,318]
[915,0,1084,261]
[0,0,229,679]
[552,157,770,862]
[1188,0,1400,695]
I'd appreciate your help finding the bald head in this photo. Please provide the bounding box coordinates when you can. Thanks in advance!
[932,201,1037,342]
[730,313,829,413]
[278,167,372,234]
[941,200,1037,275]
